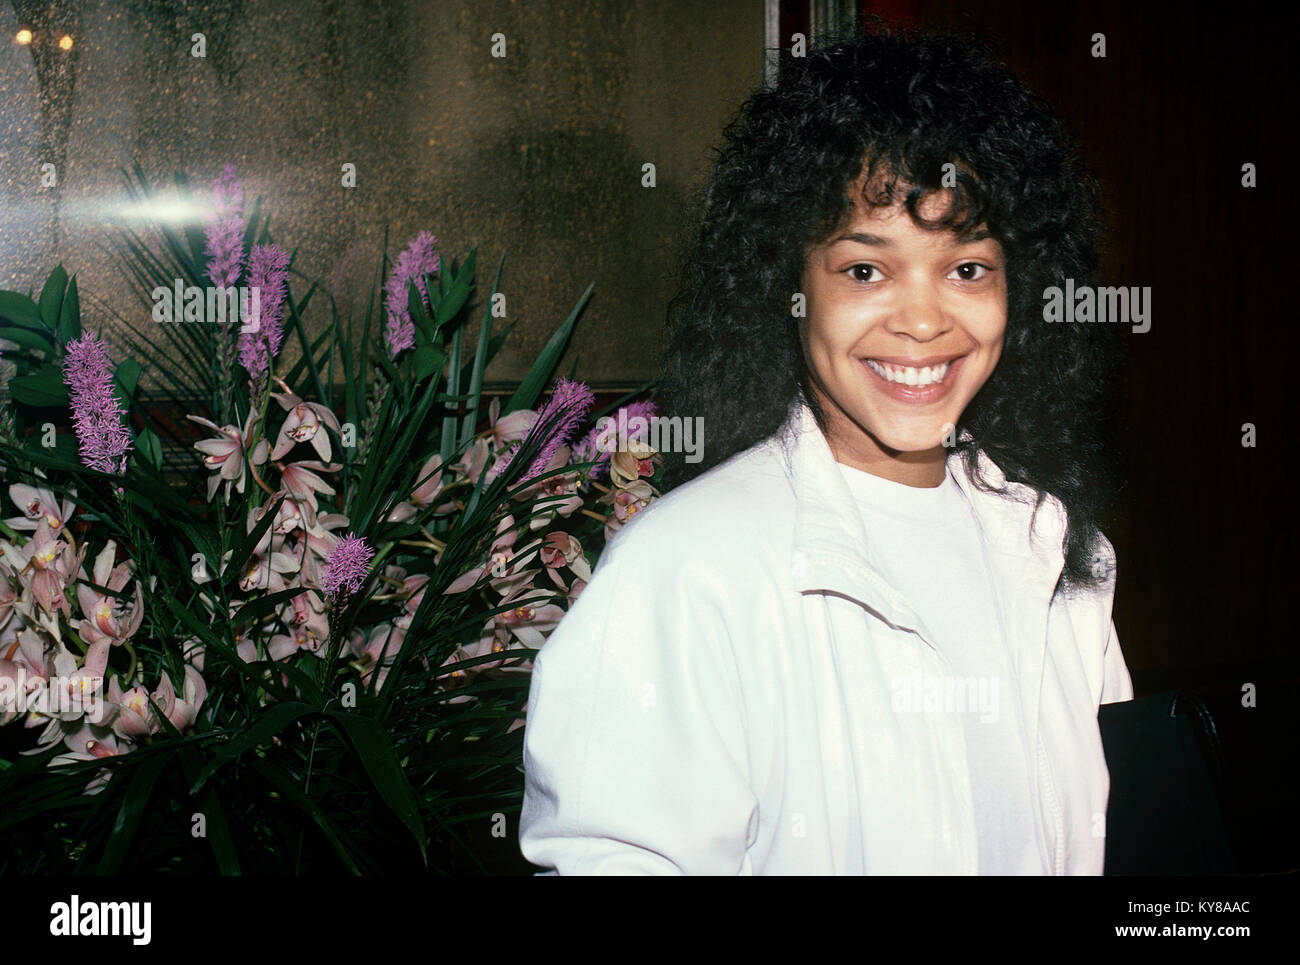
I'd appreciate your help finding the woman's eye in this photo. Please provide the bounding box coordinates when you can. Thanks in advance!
[951,263,991,281]
[846,264,879,282]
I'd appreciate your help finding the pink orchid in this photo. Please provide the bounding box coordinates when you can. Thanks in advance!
[269,591,329,657]
[5,474,77,533]
[74,540,145,648]
[538,531,592,591]
[221,507,300,592]
[455,438,492,484]
[487,397,537,448]
[492,584,565,649]
[278,459,340,512]
[1,519,84,620]
[269,390,342,461]
[0,559,19,630]
[268,491,308,535]
[402,573,430,617]
[348,615,408,692]
[299,509,350,561]
[444,585,556,676]
[603,479,657,541]
[14,636,87,744]
[515,445,584,530]
[50,719,124,792]
[443,515,536,594]
[107,665,206,739]
[188,408,270,503]
[386,453,450,523]
[238,633,299,663]
[153,665,207,732]
[107,678,156,739]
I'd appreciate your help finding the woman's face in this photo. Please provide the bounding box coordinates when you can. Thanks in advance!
[798,186,1007,485]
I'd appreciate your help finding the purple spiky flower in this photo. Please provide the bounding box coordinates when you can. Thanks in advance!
[62,333,132,474]
[205,164,245,289]
[491,378,595,483]
[383,231,440,360]
[322,532,374,601]
[237,244,291,377]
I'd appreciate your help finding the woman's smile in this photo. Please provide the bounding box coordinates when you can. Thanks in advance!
[860,352,969,403]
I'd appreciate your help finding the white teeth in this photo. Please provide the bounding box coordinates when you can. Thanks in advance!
[865,359,952,386]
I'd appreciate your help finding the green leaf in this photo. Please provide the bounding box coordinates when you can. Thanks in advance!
[58,275,81,343]
[0,325,55,356]
[230,586,313,629]
[175,745,242,875]
[37,265,68,333]
[135,425,163,471]
[411,344,445,382]
[7,364,69,407]
[0,290,41,328]
[114,357,141,404]
[248,758,363,874]
[408,280,434,341]
[326,711,427,860]
[221,492,284,586]
[433,279,471,328]
[96,752,169,874]
[372,342,399,382]
[504,280,593,413]
[188,701,319,794]
[459,247,502,448]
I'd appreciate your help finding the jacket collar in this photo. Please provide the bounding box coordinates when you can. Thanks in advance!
[773,398,1067,644]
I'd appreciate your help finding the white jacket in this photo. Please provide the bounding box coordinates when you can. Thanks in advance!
[519,400,1134,874]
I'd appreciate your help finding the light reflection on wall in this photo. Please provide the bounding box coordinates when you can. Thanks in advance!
[0,0,764,392]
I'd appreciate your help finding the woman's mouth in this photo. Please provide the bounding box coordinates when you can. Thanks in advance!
[860,354,967,403]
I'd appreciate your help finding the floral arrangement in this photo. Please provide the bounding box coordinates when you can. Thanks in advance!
[0,164,660,873]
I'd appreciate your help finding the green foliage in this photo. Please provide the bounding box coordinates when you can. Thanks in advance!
[0,178,618,875]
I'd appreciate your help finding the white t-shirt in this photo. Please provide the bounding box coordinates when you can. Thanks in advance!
[836,457,1046,875]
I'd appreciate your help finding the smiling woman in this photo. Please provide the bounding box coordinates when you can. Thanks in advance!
[518,23,1134,875]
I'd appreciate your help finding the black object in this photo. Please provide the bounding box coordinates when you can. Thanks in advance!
[1099,690,1235,874]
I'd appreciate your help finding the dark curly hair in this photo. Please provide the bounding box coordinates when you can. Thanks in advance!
[659,22,1122,595]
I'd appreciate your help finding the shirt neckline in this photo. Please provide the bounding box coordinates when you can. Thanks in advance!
[835,457,970,527]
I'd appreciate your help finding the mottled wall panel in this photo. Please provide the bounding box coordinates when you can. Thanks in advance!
[0,0,766,391]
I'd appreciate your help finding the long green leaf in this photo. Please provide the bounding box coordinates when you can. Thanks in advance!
[504,280,593,413]
[96,751,169,874]
[326,711,427,861]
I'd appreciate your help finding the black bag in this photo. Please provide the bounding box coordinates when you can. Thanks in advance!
[1099,689,1235,874]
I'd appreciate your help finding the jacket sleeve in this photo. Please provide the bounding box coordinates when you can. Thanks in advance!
[518,513,759,874]
[1099,618,1134,705]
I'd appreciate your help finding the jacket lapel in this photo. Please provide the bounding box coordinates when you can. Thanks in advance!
[776,399,1067,750]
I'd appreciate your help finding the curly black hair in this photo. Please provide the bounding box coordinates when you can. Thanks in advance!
[659,22,1122,596]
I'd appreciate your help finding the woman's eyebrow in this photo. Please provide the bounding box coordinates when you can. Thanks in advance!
[828,228,995,247]
[830,231,892,246]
